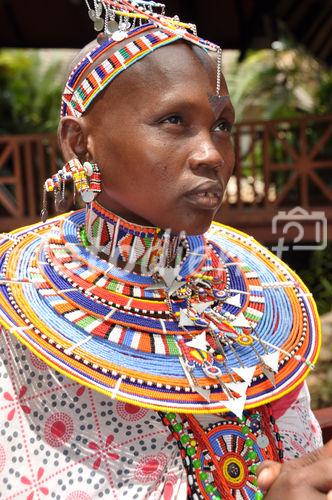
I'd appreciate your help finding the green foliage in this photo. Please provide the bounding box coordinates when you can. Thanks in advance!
[315,71,332,115]
[299,243,332,316]
[0,49,63,134]
[227,42,332,315]
[227,42,326,121]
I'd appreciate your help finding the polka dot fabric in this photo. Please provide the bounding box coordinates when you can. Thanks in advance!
[0,329,187,499]
[0,328,322,499]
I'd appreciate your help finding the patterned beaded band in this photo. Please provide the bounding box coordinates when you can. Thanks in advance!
[61,26,181,117]
[160,408,281,499]
[61,0,222,118]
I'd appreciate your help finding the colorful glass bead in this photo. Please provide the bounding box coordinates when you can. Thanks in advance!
[173,423,183,432]
[245,438,254,447]
[200,471,209,481]
[193,459,202,469]
[250,463,258,474]
[250,419,261,432]
[247,450,258,460]
[186,446,196,457]
[213,290,228,300]
[256,434,270,449]
[180,434,190,444]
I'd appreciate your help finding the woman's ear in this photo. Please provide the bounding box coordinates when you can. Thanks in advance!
[58,117,88,162]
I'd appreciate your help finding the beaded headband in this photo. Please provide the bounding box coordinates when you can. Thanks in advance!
[61,0,222,117]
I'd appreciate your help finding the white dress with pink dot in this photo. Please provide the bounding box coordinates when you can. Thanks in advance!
[0,329,322,500]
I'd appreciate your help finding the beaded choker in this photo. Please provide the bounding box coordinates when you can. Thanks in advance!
[84,201,188,274]
[0,204,321,415]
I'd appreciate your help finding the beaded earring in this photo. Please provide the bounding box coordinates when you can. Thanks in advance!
[41,158,102,222]
[83,161,102,200]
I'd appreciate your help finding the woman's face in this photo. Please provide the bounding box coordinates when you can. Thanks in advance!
[83,42,235,234]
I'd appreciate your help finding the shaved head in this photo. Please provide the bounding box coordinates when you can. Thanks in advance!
[63,31,225,120]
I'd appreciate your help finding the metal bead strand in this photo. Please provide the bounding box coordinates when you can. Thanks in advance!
[216,47,223,96]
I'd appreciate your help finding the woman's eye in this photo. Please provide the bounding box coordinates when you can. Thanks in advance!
[215,120,233,133]
[161,115,183,125]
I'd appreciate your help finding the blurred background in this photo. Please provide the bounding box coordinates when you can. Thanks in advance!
[0,0,331,417]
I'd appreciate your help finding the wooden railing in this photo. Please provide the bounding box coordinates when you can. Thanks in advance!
[315,407,332,444]
[0,133,60,231]
[219,114,332,242]
[228,114,332,208]
[1,114,332,241]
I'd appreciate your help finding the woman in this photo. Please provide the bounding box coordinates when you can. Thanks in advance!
[0,1,322,498]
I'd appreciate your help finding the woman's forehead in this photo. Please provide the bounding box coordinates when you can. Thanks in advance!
[127,42,215,84]
[84,60,231,128]
[86,42,227,111]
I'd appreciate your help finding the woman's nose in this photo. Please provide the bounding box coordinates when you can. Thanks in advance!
[188,135,224,173]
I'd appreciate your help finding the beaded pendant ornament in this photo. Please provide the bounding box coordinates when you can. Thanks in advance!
[160,407,283,500]
[0,202,321,416]
[41,159,102,222]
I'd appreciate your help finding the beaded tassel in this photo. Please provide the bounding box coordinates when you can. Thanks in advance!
[41,159,102,221]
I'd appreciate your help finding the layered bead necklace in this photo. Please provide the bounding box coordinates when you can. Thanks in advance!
[0,201,319,414]
[0,201,320,497]
[81,202,286,498]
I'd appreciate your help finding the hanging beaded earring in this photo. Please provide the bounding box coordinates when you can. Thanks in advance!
[41,158,102,222]
[82,161,102,201]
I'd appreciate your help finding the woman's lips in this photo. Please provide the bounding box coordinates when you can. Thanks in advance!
[184,188,223,210]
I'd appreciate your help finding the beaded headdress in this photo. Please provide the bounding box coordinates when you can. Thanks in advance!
[61,0,223,118]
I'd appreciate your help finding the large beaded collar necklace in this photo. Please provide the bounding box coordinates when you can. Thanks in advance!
[0,202,320,418]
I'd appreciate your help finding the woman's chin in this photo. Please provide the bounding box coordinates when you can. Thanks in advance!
[165,214,215,236]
